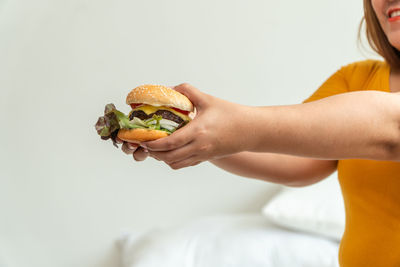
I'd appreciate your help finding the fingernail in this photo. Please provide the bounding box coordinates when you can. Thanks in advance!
[143,148,149,153]
[140,143,147,149]
[127,143,137,149]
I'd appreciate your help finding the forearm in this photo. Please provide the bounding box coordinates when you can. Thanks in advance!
[211,152,337,186]
[243,91,400,160]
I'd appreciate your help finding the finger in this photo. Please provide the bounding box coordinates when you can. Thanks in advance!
[169,157,202,170]
[148,141,195,164]
[149,154,161,161]
[173,83,208,109]
[116,137,124,144]
[127,142,140,150]
[141,124,195,152]
[121,142,138,155]
[133,147,149,161]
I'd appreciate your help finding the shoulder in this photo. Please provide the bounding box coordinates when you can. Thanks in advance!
[339,59,387,77]
[303,60,388,103]
[338,60,388,90]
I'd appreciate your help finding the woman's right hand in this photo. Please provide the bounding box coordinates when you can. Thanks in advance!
[116,137,149,161]
[115,83,251,167]
[141,83,251,169]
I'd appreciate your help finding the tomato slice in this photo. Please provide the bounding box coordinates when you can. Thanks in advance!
[130,103,143,109]
[130,103,190,116]
[171,107,190,116]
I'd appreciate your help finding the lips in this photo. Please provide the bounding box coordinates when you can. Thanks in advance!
[388,8,400,21]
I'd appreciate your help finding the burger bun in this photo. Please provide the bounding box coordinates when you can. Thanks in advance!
[126,84,194,112]
[117,128,169,143]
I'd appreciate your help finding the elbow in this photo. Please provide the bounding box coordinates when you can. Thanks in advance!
[382,110,400,161]
[281,174,331,187]
[283,179,324,187]
[378,127,400,161]
[283,181,312,187]
[279,160,338,187]
[381,139,400,161]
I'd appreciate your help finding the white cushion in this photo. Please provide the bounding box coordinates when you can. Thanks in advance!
[262,173,345,240]
[118,214,339,267]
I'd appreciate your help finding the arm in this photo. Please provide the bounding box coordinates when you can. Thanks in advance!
[244,91,400,160]
[143,84,400,169]
[210,152,337,187]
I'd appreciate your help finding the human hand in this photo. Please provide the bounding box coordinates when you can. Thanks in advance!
[116,137,149,161]
[141,83,251,169]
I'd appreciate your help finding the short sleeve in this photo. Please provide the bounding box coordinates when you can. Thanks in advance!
[303,60,388,103]
[303,66,350,103]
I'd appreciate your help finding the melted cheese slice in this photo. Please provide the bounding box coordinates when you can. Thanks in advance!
[131,105,191,121]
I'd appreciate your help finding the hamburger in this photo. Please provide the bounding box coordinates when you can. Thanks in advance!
[95,84,194,147]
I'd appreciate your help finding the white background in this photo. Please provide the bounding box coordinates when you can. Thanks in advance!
[0,0,370,266]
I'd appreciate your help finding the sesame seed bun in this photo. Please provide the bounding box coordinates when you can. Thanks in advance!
[117,128,169,143]
[126,84,194,112]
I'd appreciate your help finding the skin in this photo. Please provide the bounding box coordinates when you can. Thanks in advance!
[372,0,400,51]
[121,0,400,186]
[121,84,400,186]
[117,137,148,161]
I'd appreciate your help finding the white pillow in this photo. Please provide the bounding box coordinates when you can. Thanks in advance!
[262,173,345,241]
[118,214,339,267]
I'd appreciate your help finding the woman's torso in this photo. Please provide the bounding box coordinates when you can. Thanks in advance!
[338,159,400,266]
[304,60,400,266]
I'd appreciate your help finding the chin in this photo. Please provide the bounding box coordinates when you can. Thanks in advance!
[387,33,400,51]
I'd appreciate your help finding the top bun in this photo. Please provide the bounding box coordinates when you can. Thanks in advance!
[126,84,194,112]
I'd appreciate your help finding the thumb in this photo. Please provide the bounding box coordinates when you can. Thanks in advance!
[172,83,208,109]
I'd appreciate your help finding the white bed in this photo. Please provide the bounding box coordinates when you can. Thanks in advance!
[118,174,345,267]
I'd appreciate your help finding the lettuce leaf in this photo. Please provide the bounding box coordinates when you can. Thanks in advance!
[95,104,123,147]
[94,103,173,148]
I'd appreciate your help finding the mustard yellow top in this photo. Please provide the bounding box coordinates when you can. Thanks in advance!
[304,60,400,267]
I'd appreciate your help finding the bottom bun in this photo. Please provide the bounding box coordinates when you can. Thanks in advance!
[117,128,169,143]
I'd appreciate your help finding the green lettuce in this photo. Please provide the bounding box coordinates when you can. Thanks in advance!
[94,103,173,147]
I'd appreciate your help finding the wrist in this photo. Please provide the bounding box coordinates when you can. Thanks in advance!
[240,105,285,153]
[233,105,269,152]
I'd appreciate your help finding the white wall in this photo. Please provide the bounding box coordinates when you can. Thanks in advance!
[0,0,368,267]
